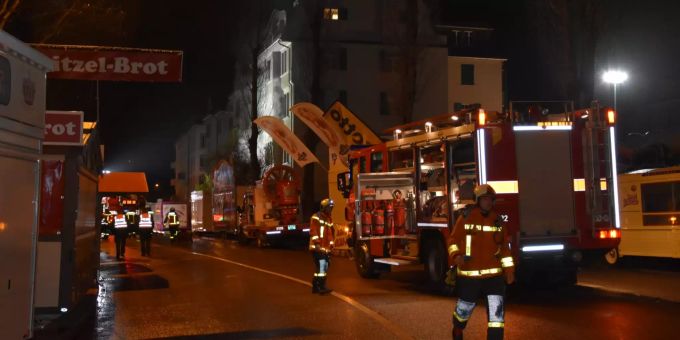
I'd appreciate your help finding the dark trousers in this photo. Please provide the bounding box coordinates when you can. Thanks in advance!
[169,225,179,239]
[115,228,128,259]
[139,228,152,256]
[453,275,506,340]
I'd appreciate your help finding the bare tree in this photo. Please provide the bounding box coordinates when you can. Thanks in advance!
[383,0,442,124]
[232,0,276,182]
[0,0,22,29]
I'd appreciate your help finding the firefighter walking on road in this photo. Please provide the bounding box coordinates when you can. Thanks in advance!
[113,211,128,260]
[164,208,180,241]
[138,208,154,256]
[447,184,515,340]
[309,198,335,295]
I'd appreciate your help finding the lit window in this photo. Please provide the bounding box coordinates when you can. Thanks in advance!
[324,7,347,20]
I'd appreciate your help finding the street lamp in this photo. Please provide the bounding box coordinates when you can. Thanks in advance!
[602,70,628,111]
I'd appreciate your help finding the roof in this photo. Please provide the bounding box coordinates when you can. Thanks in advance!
[98,172,149,193]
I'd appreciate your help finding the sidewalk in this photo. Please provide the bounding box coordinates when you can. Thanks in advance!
[578,259,680,303]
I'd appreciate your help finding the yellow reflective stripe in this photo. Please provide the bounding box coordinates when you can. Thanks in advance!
[488,322,504,328]
[310,236,320,240]
[312,216,320,221]
[448,244,459,255]
[501,256,514,268]
[320,226,324,238]
[464,224,501,232]
[329,241,334,245]
[453,311,468,322]
[465,235,472,257]
[457,267,502,277]
[316,272,327,277]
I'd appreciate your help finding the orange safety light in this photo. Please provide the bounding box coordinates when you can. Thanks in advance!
[607,109,616,125]
[478,109,486,126]
[609,229,619,238]
[599,230,607,239]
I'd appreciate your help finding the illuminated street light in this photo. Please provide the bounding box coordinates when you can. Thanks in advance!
[602,70,628,111]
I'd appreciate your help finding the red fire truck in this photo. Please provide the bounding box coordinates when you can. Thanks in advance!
[338,102,621,286]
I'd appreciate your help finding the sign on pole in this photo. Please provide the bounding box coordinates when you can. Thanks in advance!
[32,44,183,82]
[44,111,83,146]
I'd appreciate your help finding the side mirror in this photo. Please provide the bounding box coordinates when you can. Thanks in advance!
[337,172,352,198]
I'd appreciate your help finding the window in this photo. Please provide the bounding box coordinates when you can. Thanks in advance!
[389,148,414,171]
[199,134,206,149]
[323,7,347,20]
[199,156,206,168]
[281,50,288,75]
[370,152,383,172]
[264,59,271,81]
[641,181,680,226]
[380,92,390,116]
[461,64,475,85]
[338,90,347,105]
[359,157,367,173]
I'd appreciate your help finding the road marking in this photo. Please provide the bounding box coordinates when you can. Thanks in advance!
[190,251,414,340]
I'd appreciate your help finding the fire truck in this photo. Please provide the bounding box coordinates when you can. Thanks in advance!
[236,164,309,247]
[338,102,621,286]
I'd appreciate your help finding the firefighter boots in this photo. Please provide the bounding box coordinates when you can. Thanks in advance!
[312,277,320,294]
[318,277,332,295]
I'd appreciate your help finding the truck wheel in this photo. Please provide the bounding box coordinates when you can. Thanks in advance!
[355,241,379,279]
[423,238,449,292]
[237,226,249,245]
[604,248,619,265]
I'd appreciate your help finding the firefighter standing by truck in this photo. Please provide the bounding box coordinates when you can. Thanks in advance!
[113,211,128,260]
[309,198,335,294]
[164,207,180,241]
[138,208,154,256]
[447,184,515,340]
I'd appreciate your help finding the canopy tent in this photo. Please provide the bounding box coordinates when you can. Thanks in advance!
[98,172,149,193]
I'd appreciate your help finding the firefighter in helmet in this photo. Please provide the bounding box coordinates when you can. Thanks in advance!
[164,208,180,241]
[447,184,515,340]
[309,198,335,294]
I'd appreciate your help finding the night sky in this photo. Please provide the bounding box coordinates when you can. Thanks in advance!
[6,0,680,198]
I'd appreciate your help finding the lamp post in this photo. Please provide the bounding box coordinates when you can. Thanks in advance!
[602,70,628,111]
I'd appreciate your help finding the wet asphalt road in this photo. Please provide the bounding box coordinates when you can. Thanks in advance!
[87,235,680,340]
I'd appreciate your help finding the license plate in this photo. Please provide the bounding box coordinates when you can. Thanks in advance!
[288,225,297,230]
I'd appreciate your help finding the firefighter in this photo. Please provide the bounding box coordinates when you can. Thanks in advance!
[164,208,180,241]
[126,209,139,239]
[138,208,154,256]
[309,198,335,295]
[113,210,128,260]
[447,184,515,340]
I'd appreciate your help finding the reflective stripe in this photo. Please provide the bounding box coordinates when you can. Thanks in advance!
[501,256,514,268]
[465,235,472,257]
[457,267,502,277]
[488,322,504,328]
[114,216,127,229]
[315,272,327,277]
[310,236,320,240]
[448,244,459,255]
[320,226,324,238]
[139,216,153,228]
[464,224,501,232]
[453,311,468,323]
[329,241,334,245]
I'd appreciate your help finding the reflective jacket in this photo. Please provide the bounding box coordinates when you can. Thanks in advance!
[447,206,514,279]
[165,212,180,226]
[309,212,334,253]
[114,214,128,229]
[139,213,154,228]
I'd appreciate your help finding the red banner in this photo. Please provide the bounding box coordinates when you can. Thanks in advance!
[44,111,83,146]
[32,44,183,82]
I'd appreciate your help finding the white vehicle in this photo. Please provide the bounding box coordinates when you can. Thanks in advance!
[617,166,680,259]
[0,31,52,339]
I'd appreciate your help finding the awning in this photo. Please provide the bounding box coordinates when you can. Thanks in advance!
[98,172,149,193]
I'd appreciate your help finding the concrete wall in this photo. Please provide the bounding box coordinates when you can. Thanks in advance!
[448,56,505,112]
